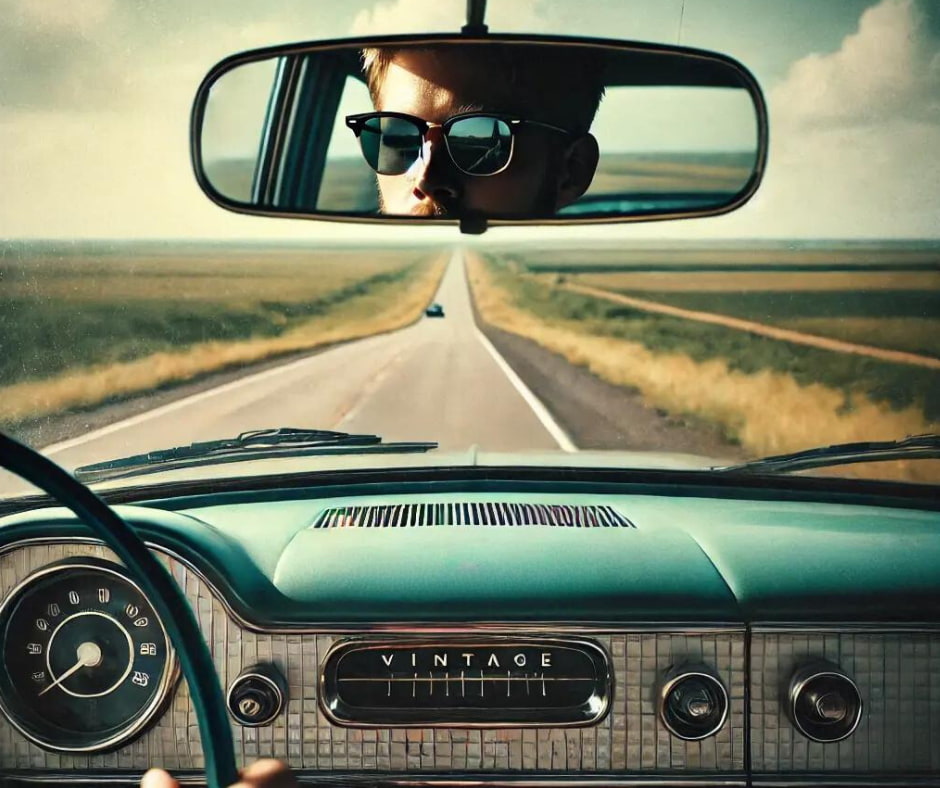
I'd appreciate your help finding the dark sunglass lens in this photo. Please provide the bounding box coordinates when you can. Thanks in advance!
[446,116,512,175]
[358,116,422,175]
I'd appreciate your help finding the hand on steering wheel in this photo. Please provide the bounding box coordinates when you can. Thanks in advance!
[143,760,297,787]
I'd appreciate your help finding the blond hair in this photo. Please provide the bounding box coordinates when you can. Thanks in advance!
[361,44,605,135]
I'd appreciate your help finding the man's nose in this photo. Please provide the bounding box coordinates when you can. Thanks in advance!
[411,128,460,205]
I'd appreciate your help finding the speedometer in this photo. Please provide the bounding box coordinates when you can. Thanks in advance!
[0,558,177,752]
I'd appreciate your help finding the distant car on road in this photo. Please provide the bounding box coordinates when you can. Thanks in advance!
[425,303,445,318]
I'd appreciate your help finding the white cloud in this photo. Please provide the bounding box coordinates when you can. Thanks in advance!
[742,0,940,237]
[771,0,939,128]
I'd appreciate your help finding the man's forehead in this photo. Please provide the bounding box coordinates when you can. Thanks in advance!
[375,51,514,120]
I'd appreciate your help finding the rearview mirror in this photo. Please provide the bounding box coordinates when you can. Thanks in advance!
[192,35,767,234]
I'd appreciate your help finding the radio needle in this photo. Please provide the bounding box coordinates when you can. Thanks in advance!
[39,641,102,697]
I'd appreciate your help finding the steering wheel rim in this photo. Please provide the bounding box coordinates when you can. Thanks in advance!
[0,433,239,788]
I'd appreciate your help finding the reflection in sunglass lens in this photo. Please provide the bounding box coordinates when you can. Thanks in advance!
[359,116,423,175]
[446,116,512,175]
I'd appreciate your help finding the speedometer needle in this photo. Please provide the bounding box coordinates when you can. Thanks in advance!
[39,641,102,697]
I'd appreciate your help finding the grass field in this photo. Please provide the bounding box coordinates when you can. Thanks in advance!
[559,271,940,359]
[0,242,444,425]
[469,248,940,482]
[505,240,940,271]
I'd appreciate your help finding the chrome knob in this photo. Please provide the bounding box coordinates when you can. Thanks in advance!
[788,661,862,742]
[673,683,714,719]
[238,696,264,718]
[659,664,728,741]
[227,663,286,727]
[812,690,848,722]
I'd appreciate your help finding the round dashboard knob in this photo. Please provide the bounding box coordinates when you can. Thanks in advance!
[227,664,286,727]
[658,664,729,740]
[788,661,862,742]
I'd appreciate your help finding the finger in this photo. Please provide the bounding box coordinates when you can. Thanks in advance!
[235,759,297,787]
[140,768,179,788]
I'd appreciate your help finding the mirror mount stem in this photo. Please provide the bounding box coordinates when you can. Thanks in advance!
[461,0,488,35]
[460,213,489,235]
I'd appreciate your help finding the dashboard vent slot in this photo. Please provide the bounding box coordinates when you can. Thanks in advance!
[312,503,634,528]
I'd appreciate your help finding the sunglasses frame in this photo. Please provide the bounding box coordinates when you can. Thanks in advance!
[345,111,573,177]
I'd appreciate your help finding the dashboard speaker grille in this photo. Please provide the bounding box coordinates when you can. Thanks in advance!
[311,503,634,528]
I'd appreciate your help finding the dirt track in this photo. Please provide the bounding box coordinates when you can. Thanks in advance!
[565,282,940,370]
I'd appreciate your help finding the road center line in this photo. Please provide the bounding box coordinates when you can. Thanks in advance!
[458,249,577,453]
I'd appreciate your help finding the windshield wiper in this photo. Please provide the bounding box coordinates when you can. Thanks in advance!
[717,433,940,475]
[73,427,438,484]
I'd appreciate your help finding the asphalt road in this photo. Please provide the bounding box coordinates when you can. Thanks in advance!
[2,249,747,496]
[0,251,566,494]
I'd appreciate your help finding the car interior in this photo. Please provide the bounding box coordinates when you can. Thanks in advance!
[0,1,937,787]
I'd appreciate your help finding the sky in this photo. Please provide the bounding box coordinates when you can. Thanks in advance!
[0,0,938,241]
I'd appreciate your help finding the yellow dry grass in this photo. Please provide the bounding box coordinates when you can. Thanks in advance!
[0,257,445,426]
[467,253,939,484]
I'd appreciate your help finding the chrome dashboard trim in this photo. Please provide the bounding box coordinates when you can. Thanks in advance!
[7,771,940,786]
[0,536,940,776]
[0,772,749,786]
[319,636,612,728]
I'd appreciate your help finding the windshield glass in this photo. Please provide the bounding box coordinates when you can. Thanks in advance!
[1,0,938,493]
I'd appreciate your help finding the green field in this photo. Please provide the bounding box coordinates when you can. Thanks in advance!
[565,280,940,359]
[0,242,427,388]
[484,248,940,420]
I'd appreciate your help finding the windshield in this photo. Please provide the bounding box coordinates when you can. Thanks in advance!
[1,0,938,493]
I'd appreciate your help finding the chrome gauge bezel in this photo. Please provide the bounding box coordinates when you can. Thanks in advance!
[787,662,863,743]
[0,559,179,753]
[658,666,729,741]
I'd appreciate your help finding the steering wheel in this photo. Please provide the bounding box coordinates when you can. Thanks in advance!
[0,433,239,788]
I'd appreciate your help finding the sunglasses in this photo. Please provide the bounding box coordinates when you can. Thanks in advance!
[345,111,573,177]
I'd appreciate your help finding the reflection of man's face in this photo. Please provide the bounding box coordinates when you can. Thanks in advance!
[372,51,593,218]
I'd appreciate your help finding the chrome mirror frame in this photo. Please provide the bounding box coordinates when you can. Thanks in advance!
[191,32,769,235]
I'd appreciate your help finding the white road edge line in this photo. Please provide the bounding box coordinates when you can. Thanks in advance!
[459,249,577,453]
[40,350,345,456]
[475,327,577,453]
